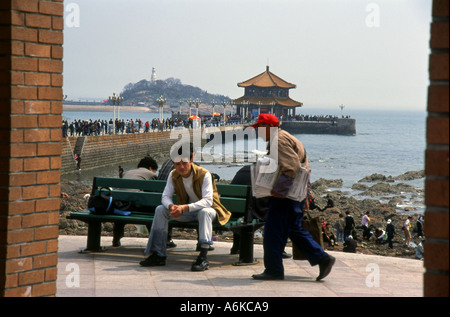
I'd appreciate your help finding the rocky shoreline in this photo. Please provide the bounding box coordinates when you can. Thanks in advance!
[59,170,425,260]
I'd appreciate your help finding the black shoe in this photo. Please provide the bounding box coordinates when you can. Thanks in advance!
[167,240,177,248]
[191,256,209,271]
[282,251,292,259]
[252,272,284,280]
[112,238,121,247]
[196,243,215,251]
[316,254,336,281]
[139,253,166,267]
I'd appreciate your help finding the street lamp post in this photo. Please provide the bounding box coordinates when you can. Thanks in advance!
[194,98,201,116]
[179,100,183,115]
[211,99,216,119]
[117,94,123,125]
[222,100,227,119]
[109,92,123,135]
[187,98,193,117]
[157,95,166,123]
[242,100,249,119]
[339,104,345,118]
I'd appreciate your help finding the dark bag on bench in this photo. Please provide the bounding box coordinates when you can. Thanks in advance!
[88,187,114,214]
[88,187,132,215]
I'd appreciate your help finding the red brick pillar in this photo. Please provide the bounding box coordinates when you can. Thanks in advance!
[0,0,63,297]
[424,0,449,297]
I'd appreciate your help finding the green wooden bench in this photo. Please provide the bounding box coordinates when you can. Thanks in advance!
[66,177,263,265]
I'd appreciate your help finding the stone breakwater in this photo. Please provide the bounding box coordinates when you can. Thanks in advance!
[59,170,425,259]
[281,118,356,135]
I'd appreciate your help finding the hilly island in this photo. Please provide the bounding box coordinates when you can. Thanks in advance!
[65,77,232,114]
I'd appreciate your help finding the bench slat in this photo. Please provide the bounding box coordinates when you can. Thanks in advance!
[93,177,167,192]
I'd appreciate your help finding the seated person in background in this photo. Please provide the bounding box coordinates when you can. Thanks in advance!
[322,223,336,248]
[113,156,158,247]
[343,235,357,253]
[363,224,374,241]
[140,142,231,271]
[374,228,387,244]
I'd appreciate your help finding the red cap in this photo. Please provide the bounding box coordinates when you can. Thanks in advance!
[251,113,279,128]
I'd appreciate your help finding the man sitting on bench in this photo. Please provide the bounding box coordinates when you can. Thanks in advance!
[139,142,231,271]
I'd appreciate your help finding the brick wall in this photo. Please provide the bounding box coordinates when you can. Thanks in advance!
[0,0,63,297]
[424,0,449,297]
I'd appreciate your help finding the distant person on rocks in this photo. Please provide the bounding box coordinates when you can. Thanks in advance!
[415,215,424,238]
[386,219,396,249]
[322,195,334,211]
[374,228,387,244]
[344,211,356,239]
[416,239,425,260]
[363,224,374,241]
[334,214,345,243]
[402,216,413,246]
[343,235,357,253]
[322,223,336,248]
[361,211,371,240]
[112,156,158,247]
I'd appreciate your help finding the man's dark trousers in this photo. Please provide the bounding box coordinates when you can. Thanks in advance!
[263,197,326,277]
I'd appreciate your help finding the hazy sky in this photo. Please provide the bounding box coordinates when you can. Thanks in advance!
[63,0,432,111]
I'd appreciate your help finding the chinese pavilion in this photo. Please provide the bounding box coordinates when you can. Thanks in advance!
[233,66,303,118]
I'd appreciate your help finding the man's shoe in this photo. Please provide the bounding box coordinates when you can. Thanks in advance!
[191,256,209,271]
[139,253,166,267]
[252,272,284,280]
[282,251,292,259]
[196,243,215,251]
[316,254,335,281]
[167,240,177,248]
[112,238,121,247]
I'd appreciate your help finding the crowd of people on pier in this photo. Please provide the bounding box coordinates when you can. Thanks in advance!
[61,112,350,137]
[61,115,243,137]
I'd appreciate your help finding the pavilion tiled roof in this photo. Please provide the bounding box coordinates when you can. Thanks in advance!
[233,96,303,107]
[237,66,296,89]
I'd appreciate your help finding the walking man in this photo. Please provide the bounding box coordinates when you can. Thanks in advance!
[251,114,335,281]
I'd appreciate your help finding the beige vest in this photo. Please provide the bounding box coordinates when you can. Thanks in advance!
[171,164,231,226]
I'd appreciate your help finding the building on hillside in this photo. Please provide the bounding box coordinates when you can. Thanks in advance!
[232,66,303,119]
[151,67,157,83]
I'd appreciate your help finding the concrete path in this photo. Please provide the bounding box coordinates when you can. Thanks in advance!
[57,235,424,298]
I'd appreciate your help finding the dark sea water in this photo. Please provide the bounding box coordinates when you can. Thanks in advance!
[62,107,426,214]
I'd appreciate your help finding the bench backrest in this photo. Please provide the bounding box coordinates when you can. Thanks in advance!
[91,177,251,221]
